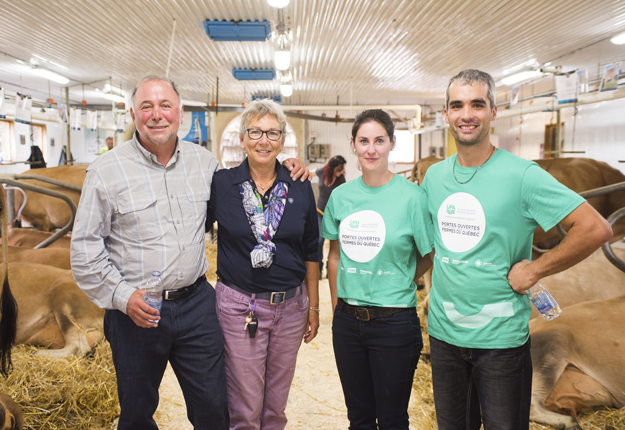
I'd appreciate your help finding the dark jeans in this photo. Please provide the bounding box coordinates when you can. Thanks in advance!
[317,211,325,275]
[104,280,229,430]
[429,335,532,430]
[332,304,423,430]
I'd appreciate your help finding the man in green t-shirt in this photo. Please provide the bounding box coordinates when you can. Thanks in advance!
[421,69,613,430]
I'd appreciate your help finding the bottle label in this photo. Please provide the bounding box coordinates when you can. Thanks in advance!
[144,295,162,312]
[530,292,556,314]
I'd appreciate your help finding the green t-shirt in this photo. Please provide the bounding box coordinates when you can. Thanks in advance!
[422,149,585,348]
[321,175,433,307]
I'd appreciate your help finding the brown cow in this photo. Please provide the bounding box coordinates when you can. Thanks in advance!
[13,165,87,231]
[531,247,625,319]
[410,156,443,185]
[533,158,625,247]
[0,393,22,430]
[529,294,625,429]
[0,247,70,270]
[3,263,104,357]
[6,228,71,249]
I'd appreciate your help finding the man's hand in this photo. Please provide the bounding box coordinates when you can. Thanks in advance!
[507,259,538,295]
[126,289,160,328]
[304,309,319,343]
[283,158,312,182]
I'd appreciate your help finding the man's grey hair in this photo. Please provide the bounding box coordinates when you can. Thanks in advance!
[445,69,496,110]
[131,74,182,106]
[239,99,288,138]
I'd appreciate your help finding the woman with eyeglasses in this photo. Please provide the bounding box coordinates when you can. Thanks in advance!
[322,109,433,429]
[208,99,319,429]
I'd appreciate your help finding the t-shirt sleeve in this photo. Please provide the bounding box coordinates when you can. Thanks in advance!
[521,164,586,232]
[412,188,434,257]
[315,167,323,179]
[321,192,339,240]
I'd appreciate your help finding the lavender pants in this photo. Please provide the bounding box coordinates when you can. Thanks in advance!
[215,280,309,430]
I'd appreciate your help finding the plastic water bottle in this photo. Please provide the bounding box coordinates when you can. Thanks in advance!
[529,281,562,321]
[143,271,163,324]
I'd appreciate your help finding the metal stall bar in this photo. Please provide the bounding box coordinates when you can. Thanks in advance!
[0,176,77,249]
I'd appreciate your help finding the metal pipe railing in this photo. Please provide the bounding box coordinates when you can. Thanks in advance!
[0,176,77,248]
[602,208,625,273]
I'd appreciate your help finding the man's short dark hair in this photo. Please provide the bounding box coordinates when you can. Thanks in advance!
[445,69,496,110]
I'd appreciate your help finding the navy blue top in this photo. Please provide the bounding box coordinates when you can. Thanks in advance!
[315,167,346,212]
[208,158,319,293]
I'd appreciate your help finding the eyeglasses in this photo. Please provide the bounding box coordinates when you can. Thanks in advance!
[246,128,283,141]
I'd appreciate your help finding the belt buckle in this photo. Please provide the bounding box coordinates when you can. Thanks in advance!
[164,290,172,300]
[356,307,370,321]
[270,291,286,305]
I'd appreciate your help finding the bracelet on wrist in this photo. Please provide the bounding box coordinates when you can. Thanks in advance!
[309,307,320,313]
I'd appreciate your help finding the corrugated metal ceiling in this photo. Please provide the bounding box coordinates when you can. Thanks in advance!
[0,0,624,107]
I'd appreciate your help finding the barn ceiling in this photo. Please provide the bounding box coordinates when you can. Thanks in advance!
[0,0,624,109]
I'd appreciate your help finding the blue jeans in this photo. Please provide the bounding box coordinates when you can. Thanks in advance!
[104,280,229,430]
[429,336,532,430]
[332,305,423,430]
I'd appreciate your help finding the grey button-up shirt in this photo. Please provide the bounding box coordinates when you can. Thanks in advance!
[71,134,219,313]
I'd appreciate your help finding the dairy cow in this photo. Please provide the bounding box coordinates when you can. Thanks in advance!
[6,228,71,249]
[4,263,104,357]
[531,247,625,319]
[0,393,22,430]
[533,158,625,247]
[0,247,70,270]
[13,165,86,231]
[529,295,625,429]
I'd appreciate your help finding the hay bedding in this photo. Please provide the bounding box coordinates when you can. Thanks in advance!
[0,342,118,429]
[0,241,621,429]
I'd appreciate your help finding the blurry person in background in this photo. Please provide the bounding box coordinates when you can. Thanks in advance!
[208,99,319,430]
[99,136,114,154]
[322,109,433,430]
[311,155,346,278]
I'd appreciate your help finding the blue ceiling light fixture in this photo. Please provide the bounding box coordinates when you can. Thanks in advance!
[232,69,277,80]
[204,20,271,42]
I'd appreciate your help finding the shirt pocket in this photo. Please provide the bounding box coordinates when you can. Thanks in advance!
[116,187,161,241]
[181,186,210,244]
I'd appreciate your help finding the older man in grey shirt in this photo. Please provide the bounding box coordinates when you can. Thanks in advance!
[71,75,308,429]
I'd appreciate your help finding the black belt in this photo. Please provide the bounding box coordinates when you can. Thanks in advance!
[219,278,301,305]
[338,298,407,321]
[163,275,206,301]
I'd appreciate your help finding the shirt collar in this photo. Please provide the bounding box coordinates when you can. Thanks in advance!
[131,131,181,166]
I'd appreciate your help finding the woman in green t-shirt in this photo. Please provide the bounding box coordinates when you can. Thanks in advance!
[321,109,433,429]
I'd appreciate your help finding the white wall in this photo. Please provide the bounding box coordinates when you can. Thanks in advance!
[416,97,625,175]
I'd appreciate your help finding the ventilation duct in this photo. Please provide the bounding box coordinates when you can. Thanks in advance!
[232,69,276,80]
[204,20,271,42]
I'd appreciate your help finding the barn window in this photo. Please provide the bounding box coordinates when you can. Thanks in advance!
[390,130,416,164]
[0,120,15,162]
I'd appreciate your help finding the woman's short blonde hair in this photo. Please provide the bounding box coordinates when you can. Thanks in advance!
[239,99,288,138]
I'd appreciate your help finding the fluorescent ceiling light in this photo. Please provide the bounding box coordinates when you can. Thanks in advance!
[611,31,625,45]
[31,54,68,70]
[268,0,290,7]
[104,84,126,96]
[500,70,543,86]
[275,51,290,71]
[502,59,538,76]
[103,93,126,103]
[280,84,293,97]
[183,100,208,107]
[32,67,70,84]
